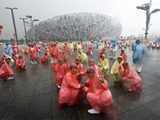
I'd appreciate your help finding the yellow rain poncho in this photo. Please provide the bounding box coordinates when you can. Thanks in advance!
[111,60,124,82]
[69,43,74,50]
[78,51,88,64]
[98,58,109,71]
[111,60,120,75]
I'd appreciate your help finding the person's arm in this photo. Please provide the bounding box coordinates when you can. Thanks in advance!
[67,75,80,89]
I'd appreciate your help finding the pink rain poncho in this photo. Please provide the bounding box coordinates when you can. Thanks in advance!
[12,43,19,56]
[120,50,127,62]
[121,64,142,92]
[85,76,113,112]
[58,71,81,106]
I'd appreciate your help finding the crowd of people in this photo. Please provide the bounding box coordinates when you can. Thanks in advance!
[0,39,144,114]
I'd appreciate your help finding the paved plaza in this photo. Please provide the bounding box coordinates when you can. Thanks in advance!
[0,49,160,120]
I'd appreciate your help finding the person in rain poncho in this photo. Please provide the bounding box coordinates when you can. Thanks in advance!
[52,59,69,88]
[58,64,81,106]
[3,42,13,59]
[28,44,39,64]
[69,42,74,51]
[84,68,113,114]
[77,50,88,65]
[0,56,14,80]
[89,59,101,78]
[111,56,124,85]
[132,40,145,73]
[15,55,26,70]
[119,62,142,92]
[75,58,86,75]
[12,42,19,57]
[98,54,110,78]
[120,49,127,62]
[87,41,94,56]
[40,52,49,64]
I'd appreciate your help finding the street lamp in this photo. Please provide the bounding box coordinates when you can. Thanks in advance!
[5,7,18,41]
[20,17,28,44]
[136,0,160,39]
[32,19,39,22]
[32,19,39,41]
[26,15,39,41]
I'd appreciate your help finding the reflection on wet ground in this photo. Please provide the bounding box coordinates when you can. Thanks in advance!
[0,49,160,120]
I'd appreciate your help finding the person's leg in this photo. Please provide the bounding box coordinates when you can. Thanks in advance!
[137,64,143,73]
[87,93,100,114]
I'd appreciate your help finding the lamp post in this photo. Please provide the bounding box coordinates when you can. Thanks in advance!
[5,7,18,41]
[20,17,28,44]
[26,15,39,41]
[26,15,32,41]
[136,0,160,39]
[32,19,39,41]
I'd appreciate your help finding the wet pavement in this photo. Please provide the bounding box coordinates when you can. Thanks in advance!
[0,49,160,120]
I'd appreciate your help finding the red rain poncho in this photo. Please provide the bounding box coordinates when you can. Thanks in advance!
[85,77,113,112]
[58,71,81,106]
[15,57,26,70]
[40,53,49,64]
[87,42,94,56]
[91,64,101,78]
[53,63,69,86]
[76,63,86,75]
[51,45,60,59]
[120,52,127,62]
[121,66,142,92]
[0,60,14,79]
[12,44,19,56]
[29,46,38,61]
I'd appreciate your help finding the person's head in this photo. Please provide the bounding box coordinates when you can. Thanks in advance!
[78,50,82,54]
[117,56,123,63]
[44,52,48,56]
[58,59,63,64]
[122,62,129,69]
[86,67,95,78]
[19,55,23,59]
[121,49,125,53]
[5,42,9,46]
[100,54,105,59]
[89,59,95,66]
[70,63,78,74]
[136,39,141,45]
[75,58,81,65]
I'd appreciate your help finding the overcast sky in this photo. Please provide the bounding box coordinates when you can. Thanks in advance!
[0,0,160,39]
